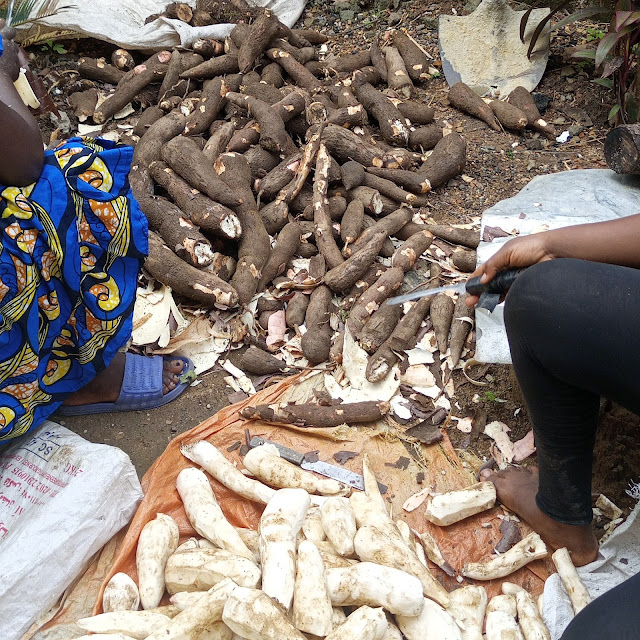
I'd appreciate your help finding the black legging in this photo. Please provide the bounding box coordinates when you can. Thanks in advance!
[504,258,640,639]
[504,258,640,525]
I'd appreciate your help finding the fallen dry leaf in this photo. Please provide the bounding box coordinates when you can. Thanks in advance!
[484,421,515,463]
[403,486,431,512]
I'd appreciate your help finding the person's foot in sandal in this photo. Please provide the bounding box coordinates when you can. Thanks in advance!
[59,353,192,415]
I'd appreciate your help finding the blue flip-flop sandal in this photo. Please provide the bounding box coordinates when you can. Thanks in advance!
[56,353,194,416]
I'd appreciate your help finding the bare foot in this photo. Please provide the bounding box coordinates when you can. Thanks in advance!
[63,354,186,406]
[480,466,599,566]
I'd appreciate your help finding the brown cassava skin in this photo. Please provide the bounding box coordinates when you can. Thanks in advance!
[489,99,528,131]
[207,253,236,281]
[192,38,224,57]
[111,48,135,70]
[238,11,284,73]
[397,100,435,124]
[353,81,409,147]
[332,84,360,108]
[94,51,172,123]
[342,263,388,310]
[228,122,261,153]
[258,151,304,200]
[180,53,239,80]
[320,124,385,167]
[271,38,316,65]
[314,145,345,270]
[341,161,366,191]
[431,293,455,353]
[258,222,302,291]
[392,30,431,83]
[366,167,430,194]
[292,28,328,44]
[347,185,383,216]
[68,89,99,122]
[257,297,285,312]
[417,132,467,188]
[166,1,193,21]
[421,224,480,248]
[286,292,309,328]
[162,136,241,207]
[330,329,345,363]
[128,163,155,201]
[134,111,187,168]
[137,195,213,267]
[148,161,242,239]
[321,50,373,74]
[261,62,285,87]
[133,105,164,137]
[359,302,404,353]
[341,199,365,247]
[507,86,556,139]
[184,77,228,136]
[369,38,389,80]
[203,121,236,163]
[450,295,473,367]
[391,230,433,271]
[146,231,238,306]
[362,172,418,205]
[366,296,432,382]
[214,153,271,307]
[351,66,383,88]
[241,79,283,105]
[240,346,287,375]
[266,48,323,92]
[245,145,281,179]
[309,254,326,279]
[382,46,413,98]
[229,22,251,48]
[225,91,297,155]
[158,50,182,103]
[452,247,477,273]
[408,124,443,151]
[324,232,387,293]
[260,201,290,235]
[347,266,404,339]
[78,57,125,84]
[448,82,501,131]
[327,104,369,128]
[240,400,390,427]
[349,208,412,257]
[301,285,333,364]
[272,91,307,123]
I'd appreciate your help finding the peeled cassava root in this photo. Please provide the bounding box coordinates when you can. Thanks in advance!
[424,481,497,526]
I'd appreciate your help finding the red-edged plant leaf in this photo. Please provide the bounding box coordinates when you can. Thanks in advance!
[602,55,624,78]
[520,7,534,43]
[616,10,640,30]
[595,27,634,68]
[593,77,614,89]
[552,6,613,32]
[526,0,573,59]
[571,48,597,59]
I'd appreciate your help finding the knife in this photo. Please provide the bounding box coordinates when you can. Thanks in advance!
[249,436,387,493]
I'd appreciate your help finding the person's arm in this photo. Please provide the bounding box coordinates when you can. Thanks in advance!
[0,24,44,186]
[466,213,640,306]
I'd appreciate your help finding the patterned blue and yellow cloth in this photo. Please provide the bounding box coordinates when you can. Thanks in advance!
[0,137,148,444]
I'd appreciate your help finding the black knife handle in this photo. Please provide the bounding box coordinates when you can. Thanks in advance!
[465,268,525,296]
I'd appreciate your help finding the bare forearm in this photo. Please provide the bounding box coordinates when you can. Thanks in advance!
[543,213,640,269]
[0,73,44,186]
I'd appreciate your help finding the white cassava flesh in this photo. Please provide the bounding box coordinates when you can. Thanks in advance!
[293,540,334,636]
[326,561,424,616]
[320,549,360,568]
[170,590,207,610]
[76,636,137,640]
[362,453,387,514]
[445,585,487,640]
[515,590,551,640]
[181,441,276,505]
[415,528,454,574]
[302,505,327,542]
[462,532,548,580]
[137,513,180,610]
[353,523,450,607]
[222,586,307,640]
[321,497,357,557]
[324,606,388,640]
[76,611,171,639]
[485,611,524,640]
[103,572,140,613]
[175,537,217,553]
[424,482,496,526]
[235,527,259,557]
[164,548,261,594]
[396,597,463,640]
[332,607,348,626]
[177,468,255,560]
[195,621,233,640]
[259,487,310,610]
[380,618,404,640]
[244,444,349,496]
[487,594,517,617]
[551,547,591,614]
[146,578,237,640]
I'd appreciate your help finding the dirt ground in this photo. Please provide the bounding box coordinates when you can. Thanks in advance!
[34,0,640,519]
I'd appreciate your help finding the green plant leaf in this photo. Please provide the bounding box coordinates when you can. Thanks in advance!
[595,26,634,68]
[593,77,614,88]
[608,103,621,122]
[602,55,624,77]
[616,9,640,30]
[571,48,597,59]
[552,6,612,32]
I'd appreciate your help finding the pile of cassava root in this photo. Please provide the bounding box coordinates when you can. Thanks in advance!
[75,440,590,639]
[72,11,550,375]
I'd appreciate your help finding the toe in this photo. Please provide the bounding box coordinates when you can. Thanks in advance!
[164,358,186,374]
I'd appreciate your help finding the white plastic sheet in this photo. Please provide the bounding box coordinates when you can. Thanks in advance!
[18,0,307,50]
[0,421,143,640]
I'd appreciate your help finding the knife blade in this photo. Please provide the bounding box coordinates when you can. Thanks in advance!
[249,436,387,493]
